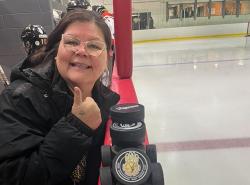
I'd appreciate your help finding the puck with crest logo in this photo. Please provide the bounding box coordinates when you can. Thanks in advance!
[112,148,151,185]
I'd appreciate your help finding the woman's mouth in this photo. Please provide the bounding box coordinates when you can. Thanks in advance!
[70,63,91,70]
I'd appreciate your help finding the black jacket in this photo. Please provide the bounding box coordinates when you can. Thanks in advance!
[0,55,119,185]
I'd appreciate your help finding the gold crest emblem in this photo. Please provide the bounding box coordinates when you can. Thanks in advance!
[122,151,141,176]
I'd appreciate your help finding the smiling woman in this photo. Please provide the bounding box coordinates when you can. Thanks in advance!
[0,9,120,185]
[56,20,109,97]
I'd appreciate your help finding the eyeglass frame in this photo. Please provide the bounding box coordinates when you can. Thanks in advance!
[61,34,107,57]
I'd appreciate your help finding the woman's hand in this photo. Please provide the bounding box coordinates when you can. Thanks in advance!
[71,87,102,130]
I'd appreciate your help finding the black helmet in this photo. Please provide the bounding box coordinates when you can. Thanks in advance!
[20,24,47,55]
[66,0,91,12]
[92,5,107,14]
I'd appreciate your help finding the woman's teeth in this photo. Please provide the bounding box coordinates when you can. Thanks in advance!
[71,63,90,69]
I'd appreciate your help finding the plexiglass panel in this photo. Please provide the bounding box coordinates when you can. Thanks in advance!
[50,0,250,29]
[211,2,222,16]
[240,0,250,15]
[225,0,236,15]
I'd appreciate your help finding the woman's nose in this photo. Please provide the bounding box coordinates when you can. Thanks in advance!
[74,44,89,56]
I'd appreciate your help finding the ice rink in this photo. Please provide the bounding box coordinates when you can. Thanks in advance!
[132,36,250,185]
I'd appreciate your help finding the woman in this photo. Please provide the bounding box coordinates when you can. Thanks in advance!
[0,9,119,185]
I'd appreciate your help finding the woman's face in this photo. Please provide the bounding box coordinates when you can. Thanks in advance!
[56,21,108,90]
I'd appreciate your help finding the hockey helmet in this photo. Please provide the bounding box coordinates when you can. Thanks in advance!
[20,24,48,55]
[66,0,91,12]
[92,5,107,14]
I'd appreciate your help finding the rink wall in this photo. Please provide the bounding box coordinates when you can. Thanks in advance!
[133,23,249,43]
[0,0,54,73]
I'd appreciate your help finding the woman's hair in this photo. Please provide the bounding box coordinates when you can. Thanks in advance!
[46,9,112,53]
[30,9,113,88]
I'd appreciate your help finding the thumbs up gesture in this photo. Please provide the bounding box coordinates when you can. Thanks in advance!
[71,87,102,130]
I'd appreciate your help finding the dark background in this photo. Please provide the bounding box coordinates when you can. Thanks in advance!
[0,0,54,89]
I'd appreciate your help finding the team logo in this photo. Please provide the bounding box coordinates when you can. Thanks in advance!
[114,150,148,183]
[112,121,143,130]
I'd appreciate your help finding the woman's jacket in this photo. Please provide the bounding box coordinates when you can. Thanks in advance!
[0,54,120,185]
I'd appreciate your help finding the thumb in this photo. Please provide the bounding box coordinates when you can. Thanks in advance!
[73,86,82,106]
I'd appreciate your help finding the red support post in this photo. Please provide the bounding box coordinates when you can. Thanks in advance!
[113,0,133,79]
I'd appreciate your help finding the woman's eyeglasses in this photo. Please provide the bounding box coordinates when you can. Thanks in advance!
[62,34,106,57]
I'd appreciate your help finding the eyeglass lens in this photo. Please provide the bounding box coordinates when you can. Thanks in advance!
[62,34,105,57]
